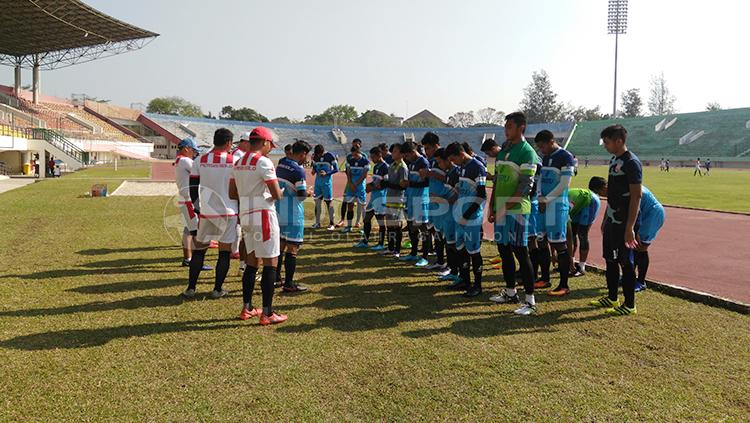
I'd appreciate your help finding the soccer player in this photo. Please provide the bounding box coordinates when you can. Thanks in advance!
[229,126,287,325]
[462,142,487,167]
[705,158,711,175]
[381,143,393,165]
[534,129,575,297]
[231,133,253,267]
[591,124,642,316]
[342,145,369,233]
[480,137,504,270]
[382,143,409,258]
[275,140,313,293]
[182,128,238,299]
[311,144,338,230]
[174,138,212,270]
[420,132,446,270]
[337,138,363,227]
[694,158,703,177]
[281,144,293,162]
[446,142,487,298]
[356,146,389,249]
[567,180,602,277]
[665,158,670,172]
[486,112,538,314]
[434,148,461,284]
[401,140,431,267]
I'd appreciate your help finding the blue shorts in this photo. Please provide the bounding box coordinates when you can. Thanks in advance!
[541,200,569,243]
[638,204,665,244]
[344,187,366,205]
[528,201,543,238]
[313,178,333,201]
[571,196,600,226]
[406,195,429,224]
[456,222,483,254]
[366,193,386,215]
[493,213,529,247]
[280,222,304,244]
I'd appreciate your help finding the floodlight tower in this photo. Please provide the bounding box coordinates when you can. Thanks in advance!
[608,0,628,117]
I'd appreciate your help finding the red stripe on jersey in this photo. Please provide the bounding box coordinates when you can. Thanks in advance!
[249,154,261,166]
[186,202,196,219]
[261,210,271,241]
[212,152,222,164]
[174,155,184,165]
[200,154,208,164]
[243,152,255,166]
[225,153,234,164]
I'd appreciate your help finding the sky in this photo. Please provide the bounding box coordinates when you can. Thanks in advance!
[3,0,749,121]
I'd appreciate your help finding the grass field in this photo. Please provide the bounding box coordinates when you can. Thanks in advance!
[1,164,749,421]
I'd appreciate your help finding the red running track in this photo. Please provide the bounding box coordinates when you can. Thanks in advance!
[316,172,750,304]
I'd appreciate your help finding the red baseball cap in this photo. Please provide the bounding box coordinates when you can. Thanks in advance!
[248,127,276,147]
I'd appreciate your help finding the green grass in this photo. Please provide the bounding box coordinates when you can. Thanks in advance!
[1,165,749,421]
[569,166,750,213]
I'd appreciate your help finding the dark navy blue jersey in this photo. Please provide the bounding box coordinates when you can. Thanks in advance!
[312,151,338,180]
[370,161,389,188]
[457,157,487,219]
[276,157,307,196]
[384,153,394,165]
[347,155,370,186]
[473,153,487,167]
[540,148,575,198]
[408,155,430,183]
[427,157,445,196]
[606,150,643,224]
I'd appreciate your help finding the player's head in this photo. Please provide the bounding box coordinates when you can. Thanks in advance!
[445,142,466,166]
[369,146,382,163]
[351,145,362,159]
[291,140,312,164]
[178,138,198,157]
[390,143,403,161]
[378,143,388,155]
[504,112,527,141]
[600,124,627,155]
[313,144,325,158]
[461,142,475,156]
[420,132,440,157]
[434,147,452,171]
[352,138,362,148]
[247,126,277,156]
[400,141,417,161]
[480,138,500,158]
[588,176,607,196]
[533,130,556,156]
[213,128,234,151]
[236,132,252,152]
[284,144,293,158]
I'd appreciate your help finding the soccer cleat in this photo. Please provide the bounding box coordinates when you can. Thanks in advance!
[426,262,446,271]
[283,284,309,293]
[181,288,196,299]
[571,269,585,277]
[489,256,503,264]
[378,248,393,255]
[402,241,412,249]
[209,289,228,299]
[548,287,570,297]
[370,244,386,251]
[181,260,213,271]
[436,268,451,277]
[239,307,262,321]
[634,282,647,292]
[446,278,467,290]
[605,304,637,316]
[590,296,620,308]
[274,279,284,288]
[463,287,483,298]
[335,221,345,228]
[353,241,369,248]
[514,302,537,315]
[491,263,503,270]
[391,252,401,259]
[415,258,429,267]
[399,254,420,262]
[439,273,459,282]
[259,312,288,325]
[181,259,190,267]
[238,262,246,275]
[534,279,551,289]
[326,225,336,231]
[489,289,521,304]
[341,227,352,234]
[311,223,321,229]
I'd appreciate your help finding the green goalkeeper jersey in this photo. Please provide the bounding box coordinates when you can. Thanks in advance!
[493,140,538,215]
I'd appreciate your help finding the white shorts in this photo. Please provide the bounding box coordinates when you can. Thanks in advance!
[195,215,238,245]
[179,202,198,232]
[242,209,280,259]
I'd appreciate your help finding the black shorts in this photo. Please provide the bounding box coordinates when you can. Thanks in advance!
[602,220,636,265]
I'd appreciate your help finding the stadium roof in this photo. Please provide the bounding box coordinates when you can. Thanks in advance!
[0,0,158,70]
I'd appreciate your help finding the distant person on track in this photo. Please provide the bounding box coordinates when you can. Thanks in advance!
[311,144,338,230]
[705,158,711,175]
[591,124,642,316]
[665,158,670,172]
[694,158,703,177]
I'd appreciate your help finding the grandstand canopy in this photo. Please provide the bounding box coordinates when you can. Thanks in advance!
[0,0,158,70]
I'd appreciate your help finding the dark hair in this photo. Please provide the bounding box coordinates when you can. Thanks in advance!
[434,147,448,160]
[421,131,440,146]
[534,130,555,144]
[352,138,362,146]
[445,142,465,157]
[589,176,607,192]
[480,138,498,153]
[461,142,474,155]
[284,144,292,152]
[314,144,324,155]
[600,124,627,143]
[400,141,416,154]
[505,112,527,132]
[369,146,382,155]
[292,140,311,154]
[213,128,233,146]
[390,143,401,153]
[378,143,388,153]
[351,146,361,154]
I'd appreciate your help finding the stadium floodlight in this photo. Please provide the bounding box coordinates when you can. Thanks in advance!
[608,0,628,117]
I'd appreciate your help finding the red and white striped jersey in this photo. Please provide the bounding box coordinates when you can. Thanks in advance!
[233,151,278,215]
[174,155,193,203]
[231,147,246,164]
[190,149,239,218]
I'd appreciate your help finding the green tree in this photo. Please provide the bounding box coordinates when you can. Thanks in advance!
[220,106,268,122]
[519,70,564,123]
[564,104,606,122]
[705,102,722,112]
[271,116,292,124]
[146,96,202,117]
[621,88,643,118]
[305,104,359,126]
[358,110,400,127]
[648,73,676,116]
[403,117,443,128]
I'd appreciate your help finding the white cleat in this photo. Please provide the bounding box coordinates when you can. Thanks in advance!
[513,303,537,316]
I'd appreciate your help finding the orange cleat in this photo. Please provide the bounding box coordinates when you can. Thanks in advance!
[260,312,288,326]
[548,287,570,297]
[534,280,551,289]
[239,307,262,320]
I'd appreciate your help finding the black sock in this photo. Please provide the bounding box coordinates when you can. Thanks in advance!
[447,245,458,275]
[471,252,483,290]
[242,266,258,306]
[529,247,539,281]
[421,226,433,259]
[276,252,284,282]
[326,201,334,225]
[622,257,636,308]
[409,226,419,256]
[363,211,374,242]
[499,244,516,288]
[378,225,386,246]
[395,228,403,253]
[605,260,620,302]
[387,227,395,251]
[555,247,571,289]
[635,251,649,284]
[538,245,551,282]
[187,248,207,290]
[213,250,230,291]
[284,252,297,287]
[339,201,346,221]
[435,233,445,265]
[261,266,276,316]
[513,246,534,294]
[458,248,470,285]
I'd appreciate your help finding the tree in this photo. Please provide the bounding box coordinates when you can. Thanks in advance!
[475,107,504,126]
[146,96,202,117]
[706,102,722,112]
[271,116,292,124]
[519,70,564,123]
[647,73,676,116]
[621,88,643,118]
[220,106,268,122]
[403,117,443,128]
[304,104,358,126]
[448,111,475,128]
[358,110,400,127]
[564,104,606,122]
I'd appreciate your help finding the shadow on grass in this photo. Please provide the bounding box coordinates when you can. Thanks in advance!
[67,278,186,294]
[0,318,241,350]
[0,294,186,317]
[76,246,179,256]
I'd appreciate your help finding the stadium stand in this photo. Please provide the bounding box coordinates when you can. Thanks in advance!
[567,108,750,162]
